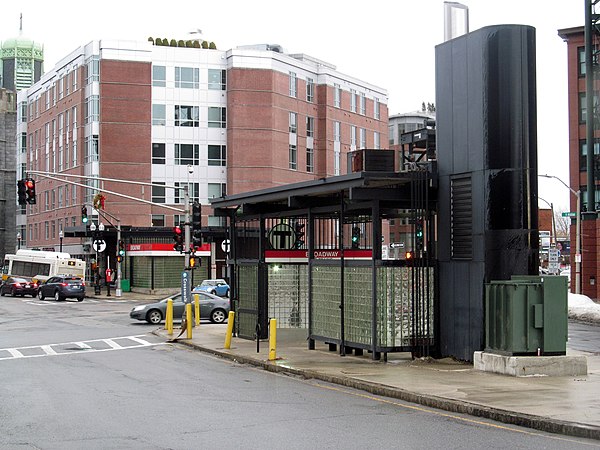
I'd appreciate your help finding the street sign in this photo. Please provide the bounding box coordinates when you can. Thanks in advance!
[562,212,576,217]
[181,271,190,304]
[92,239,106,253]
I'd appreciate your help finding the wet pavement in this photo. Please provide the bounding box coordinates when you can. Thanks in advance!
[149,323,600,440]
[92,291,600,439]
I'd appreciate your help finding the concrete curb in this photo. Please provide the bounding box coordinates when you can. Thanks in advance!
[152,330,600,440]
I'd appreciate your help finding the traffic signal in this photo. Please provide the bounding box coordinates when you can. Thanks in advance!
[118,240,125,257]
[416,219,424,249]
[351,226,361,249]
[24,178,36,204]
[192,201,202,246]
[405,250,414,260]
[173,226,183,252]
[189,256,196,268]
[17,179,27,205]
[116,255,123,263]
[294,222,305,249]
[81,205,88,224]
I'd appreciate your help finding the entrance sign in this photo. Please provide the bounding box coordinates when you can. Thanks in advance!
[92,240,107,253]
[268,223,295,250]
[221,239,231,254]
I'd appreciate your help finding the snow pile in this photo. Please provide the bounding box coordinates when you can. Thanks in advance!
[568,293,600,324]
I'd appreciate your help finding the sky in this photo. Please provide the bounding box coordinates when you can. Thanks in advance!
[2,0,584,211]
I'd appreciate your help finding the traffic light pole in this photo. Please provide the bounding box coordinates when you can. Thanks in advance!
[184,185,191,269]
[94,207,122,297]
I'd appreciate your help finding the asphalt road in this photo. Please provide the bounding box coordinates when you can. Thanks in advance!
[0,295,597,449]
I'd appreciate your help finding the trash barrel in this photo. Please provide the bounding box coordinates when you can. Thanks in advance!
[121,279,131,292]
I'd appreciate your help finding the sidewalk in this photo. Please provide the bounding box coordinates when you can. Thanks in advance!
[153,325,600,440]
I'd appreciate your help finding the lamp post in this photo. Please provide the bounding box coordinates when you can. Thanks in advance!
[59,230,64,253]
[16,232,21,250]
[539,174,581,294]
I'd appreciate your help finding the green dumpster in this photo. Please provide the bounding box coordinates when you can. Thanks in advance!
[485,275,567,356]
[121,279,131,292]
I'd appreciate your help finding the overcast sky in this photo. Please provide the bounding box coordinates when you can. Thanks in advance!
[2,1,583,211]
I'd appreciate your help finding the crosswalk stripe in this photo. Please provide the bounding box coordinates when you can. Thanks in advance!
[0,335,164,361]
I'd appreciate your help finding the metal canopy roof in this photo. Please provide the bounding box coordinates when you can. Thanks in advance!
[211,169,436,217]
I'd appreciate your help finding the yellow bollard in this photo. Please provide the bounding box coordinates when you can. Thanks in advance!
[224,311,235,349]
[268,318,277,361]
[166,298,173,335]
[186,303,193,338]
[194,294,200,327]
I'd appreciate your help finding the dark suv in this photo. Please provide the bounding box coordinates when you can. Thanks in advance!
[38,276,86,301]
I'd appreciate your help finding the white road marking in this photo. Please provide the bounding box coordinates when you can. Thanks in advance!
[0,335,164,361]
[41,345,57,355]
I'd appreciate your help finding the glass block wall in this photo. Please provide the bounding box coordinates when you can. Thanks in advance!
[268,264,308,328]
[344,266,373,345]
[311,265,342,339]
[237,264,258,338]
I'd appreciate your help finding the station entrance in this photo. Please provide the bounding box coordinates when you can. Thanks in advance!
[213,151,439,360]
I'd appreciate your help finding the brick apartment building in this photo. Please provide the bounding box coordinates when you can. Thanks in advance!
[559,26,600,297]
[16,39,388,289]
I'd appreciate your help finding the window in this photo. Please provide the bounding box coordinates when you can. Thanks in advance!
[175,67,199,89]
[374,131,380,149]
[306,77,314,102]
[86,56,99,84]
[65,71,70,96]
[151,215,165,227]
[45,87,50,110]
[152,182,166,203]
[208,69,226,90]
[350,89,357,112]
[306,117,314,138]
[360,92,366,115]
[577,46,599,77]
[45,222,49,240]
[152,104,166,126]
[289,144,297,170]
[351,125,357,147]
[153,65,166,87]
[84,135,99,163]
[58,186,63,208]
[289,112,297,134]
[72,68,78,91]
[58,77,64,99]
[208,107,226,128]
[175,182,199,203]
[20,132,27,153]
[334,121,341,142]
[360,128,366,148]
[334,151,340,175]
[334,84,341,108]
[579,92,600,124]
[208,144,226,166]
[289,72,297,97]
[19,102,27,122]
[174,215,186,226]
[374,98,380,119]
[208,183,226,199]
[152,143,166,164]
[175,143,199,165]
[306,146,314,173]
[85,95,99,123]
[175,105,199,127]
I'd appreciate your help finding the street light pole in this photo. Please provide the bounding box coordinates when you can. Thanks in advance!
[16,232,21,250]
[539,174,581,294]
[59,230,64,253]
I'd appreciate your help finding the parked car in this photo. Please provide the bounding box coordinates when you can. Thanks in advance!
[194,279,230,297]
[0,277,38,297]
[130,291,230,325]
[38,275,85,301]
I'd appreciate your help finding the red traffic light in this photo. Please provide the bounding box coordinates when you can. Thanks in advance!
[25,179,34,189]
[173,226,182,235]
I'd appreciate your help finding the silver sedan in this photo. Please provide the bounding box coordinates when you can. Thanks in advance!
[130,292,230,325]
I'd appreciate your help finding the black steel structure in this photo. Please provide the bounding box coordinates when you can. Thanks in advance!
[212,150,439,360]
[436,25,539,361]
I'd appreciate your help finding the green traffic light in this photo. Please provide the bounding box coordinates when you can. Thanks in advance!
[82,217,88,223]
